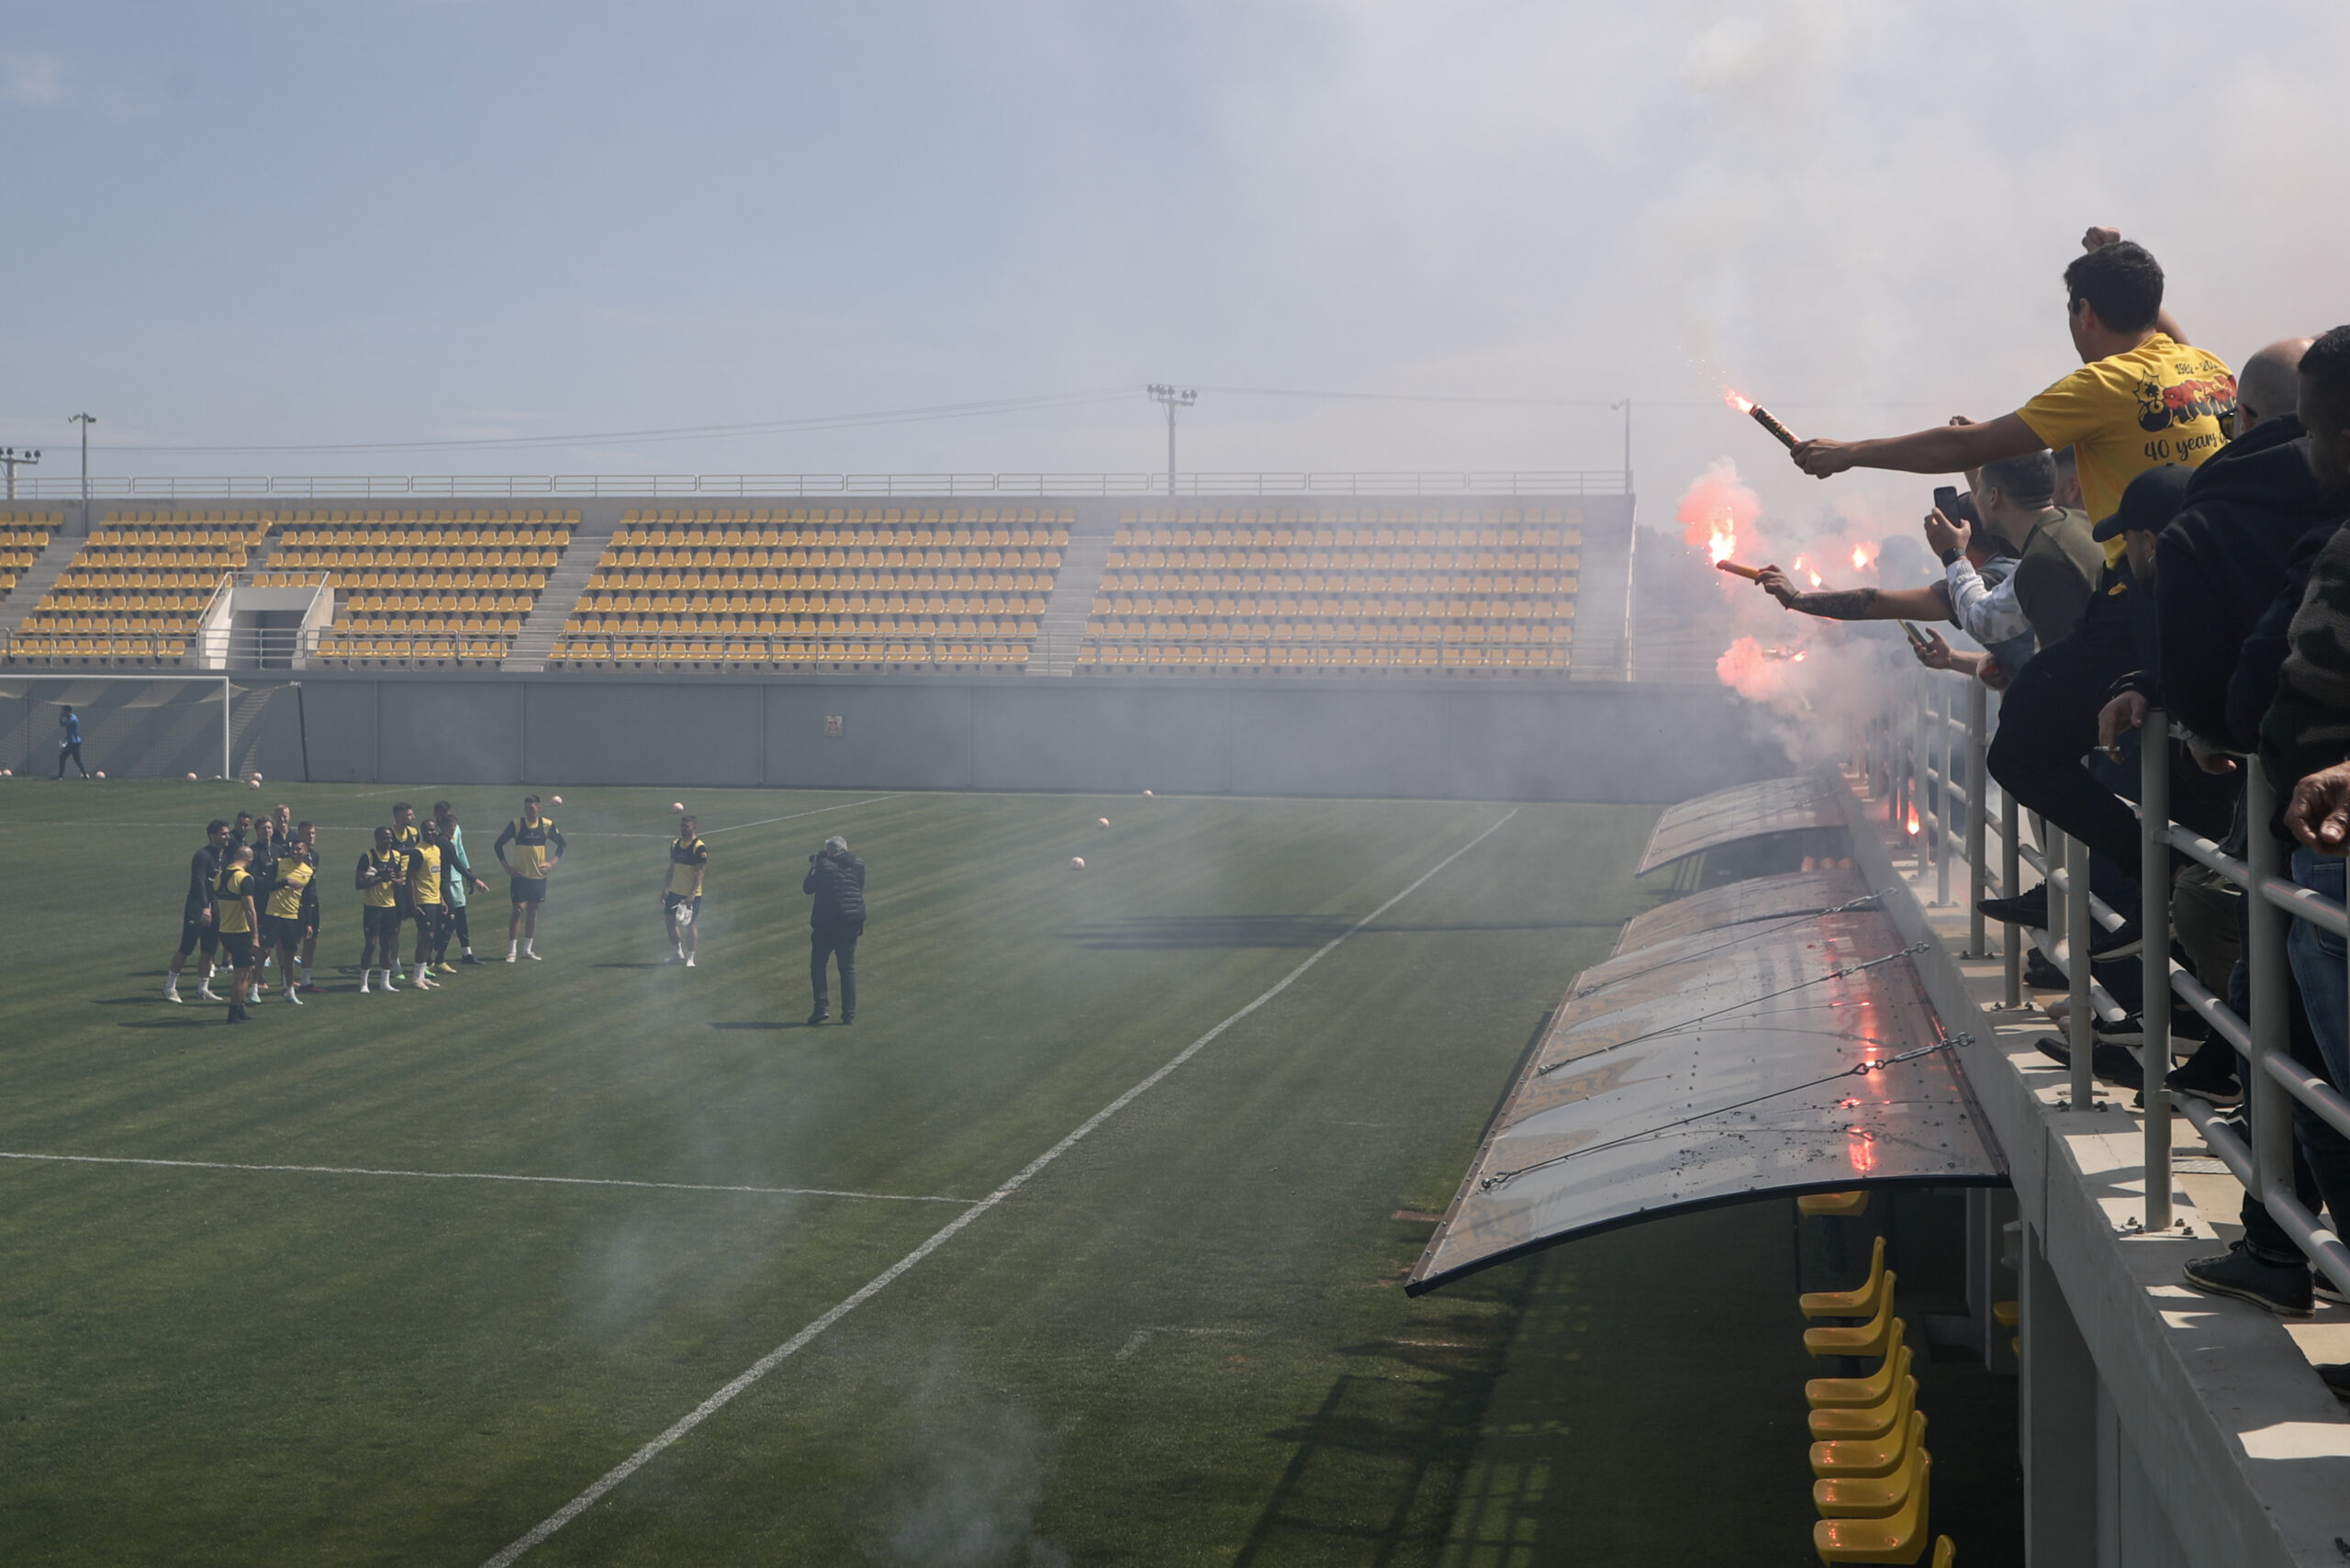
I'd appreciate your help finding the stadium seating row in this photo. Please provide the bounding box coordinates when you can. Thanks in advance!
[1118,503,1576,524]
[0,518,57,598]
[1076,644,1571,670]
[549,638,1036,669]
[621,506,1075,525]
[604,545,1061,568]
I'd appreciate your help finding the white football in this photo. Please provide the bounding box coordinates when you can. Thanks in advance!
[672,801,684,812]
[186,772,198,780]
[0,769,10,778]
[1097,817,1110,827]
[250,778,261,789]
[1070,856,1085,869]
[551,795,563,805]
[1142,789,1153,797]
[95,770,105,778]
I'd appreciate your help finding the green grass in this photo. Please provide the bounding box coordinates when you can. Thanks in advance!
[0,779,2012,1565]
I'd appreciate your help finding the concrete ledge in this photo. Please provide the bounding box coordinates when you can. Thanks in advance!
[1835,778,2350,1566]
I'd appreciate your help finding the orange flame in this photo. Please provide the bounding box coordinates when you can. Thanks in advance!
[1905,803,1921,834]
[1722,386,1757,415]
[1707,516,1736,565]
[1850,539,1880,572]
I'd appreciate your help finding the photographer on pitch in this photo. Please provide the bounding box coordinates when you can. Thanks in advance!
[802,834,867,1025]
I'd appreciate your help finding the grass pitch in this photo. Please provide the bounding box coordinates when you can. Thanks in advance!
[0,780,2011,1565]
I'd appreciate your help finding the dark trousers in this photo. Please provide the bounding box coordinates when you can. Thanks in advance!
[435,904,470,961]
[1988,621,2233,891]
[56,742,86,778]
[2230,918,2350,1265]
[811,924,861,1017]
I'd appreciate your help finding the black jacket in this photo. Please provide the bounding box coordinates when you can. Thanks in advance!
[802,852,867,928]
[2153,415,2333,747]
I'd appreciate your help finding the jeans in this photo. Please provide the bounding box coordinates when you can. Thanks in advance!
[2234,855,2350,1266]
[2288,848,2350,1091]
[811,924,861,1017]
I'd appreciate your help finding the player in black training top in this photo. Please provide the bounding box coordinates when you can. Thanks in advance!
[660,814,709,967]
[165,819,233,1003]
[245,817,281,997]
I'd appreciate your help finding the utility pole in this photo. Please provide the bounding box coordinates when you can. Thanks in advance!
[1147,385,1196,497]
[0,446,38,502]
[69,413,95,534]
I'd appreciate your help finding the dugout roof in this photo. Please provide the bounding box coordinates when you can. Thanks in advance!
[1406,870,2004,1294]
[1633,774,1850,875]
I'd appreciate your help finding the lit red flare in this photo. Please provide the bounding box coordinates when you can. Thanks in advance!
[1723,386,1800,450]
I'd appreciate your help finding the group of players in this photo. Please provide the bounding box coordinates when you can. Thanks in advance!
[157,793,678,1024]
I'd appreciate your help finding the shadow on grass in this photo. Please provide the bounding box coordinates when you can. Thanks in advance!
[1064,915,1627,949]
[1232,1272,1530,1566]
[707,1021,810,1031]
[117,1017,218,1029]
[590,962,677,970]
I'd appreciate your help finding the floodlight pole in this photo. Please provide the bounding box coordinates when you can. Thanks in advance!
[69,413,95,533]
[0,447,38,502]
[1147,385,1196,496]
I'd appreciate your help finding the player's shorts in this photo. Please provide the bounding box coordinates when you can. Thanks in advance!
[510,876,547,905]
[298,890,321,936]
[663,891,701,913]
[363,904,402,941]
[412,902,448,938]
[176,913,220,958]
[258,914,299,951]
[217,929,255,969]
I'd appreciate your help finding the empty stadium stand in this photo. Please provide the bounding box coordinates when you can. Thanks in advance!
[6,511,267,662]
[1075,501,1579,673]
[0,512,58,601]
[547,505,1070,669]
[257,508,576,664]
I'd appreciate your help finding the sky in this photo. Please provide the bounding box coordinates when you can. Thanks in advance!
[3,0,2344,552]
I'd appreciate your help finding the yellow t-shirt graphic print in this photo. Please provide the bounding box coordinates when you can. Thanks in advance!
[2019,333,2236,563]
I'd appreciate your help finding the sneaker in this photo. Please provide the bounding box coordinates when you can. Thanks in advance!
[2023,948,2068,990]
[435,962,456,975]
[197,986,221,1002]
[2034,1036,2145,1091]
[2095,1002,2210,1047]
[414,975,437,991]
[684,955,695,968]
[2183,1240,2314,1317]
[661,954,684,966]
[360,980,373,994]
[523,948,541,960]
[807,1009,828,1025]
[299,982,323,995]
[225,1004,247,1025]
[460,953,485,965]
[2165,1057,2244,1108]
[1978,885,2049,926]
[2088,918,2143,961]
[163,986,182,1004]
[506,951,517,963]
[840,1013,854,1025]
[285,990,303,1006]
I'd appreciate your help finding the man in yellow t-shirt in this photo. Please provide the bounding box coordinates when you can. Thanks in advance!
[1794,231,2235,939]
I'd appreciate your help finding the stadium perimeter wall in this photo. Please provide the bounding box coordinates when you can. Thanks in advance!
[0,674,1785,802]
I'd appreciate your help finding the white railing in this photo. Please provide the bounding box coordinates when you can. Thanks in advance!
[7,471,1629,503]
[1886,668,2350,1294]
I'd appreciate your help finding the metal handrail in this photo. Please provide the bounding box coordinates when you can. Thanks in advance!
[3,471,1631,503]
[1905,668,2350,1295]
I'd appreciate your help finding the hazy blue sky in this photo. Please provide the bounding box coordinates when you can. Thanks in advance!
[5,2,2344,546]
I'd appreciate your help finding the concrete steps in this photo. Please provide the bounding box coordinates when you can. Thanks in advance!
[501,531,610,672]
[1027,527,1116,676]
[0,532,81,638]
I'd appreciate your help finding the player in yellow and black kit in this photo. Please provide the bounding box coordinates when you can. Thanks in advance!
[660,814,708,967]
[262,839,316,1008]
[357,826,408,993]
[213,846,261,1025]
[494,795,565,961]
[404,818,451,991]
[386,802,421,985]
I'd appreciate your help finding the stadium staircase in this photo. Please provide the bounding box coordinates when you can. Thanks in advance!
[0,530,76,640]
[1026,521,1116,676]
[501,523,611,672]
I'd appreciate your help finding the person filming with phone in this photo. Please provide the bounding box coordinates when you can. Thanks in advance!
[801,834,866,1026]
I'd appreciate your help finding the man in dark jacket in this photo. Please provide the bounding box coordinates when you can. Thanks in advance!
[803,834,867,1025]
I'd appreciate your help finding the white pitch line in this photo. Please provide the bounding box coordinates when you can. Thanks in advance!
[480,805,1519,1568]
[700,794,910,836]
[0,1151,974,1205]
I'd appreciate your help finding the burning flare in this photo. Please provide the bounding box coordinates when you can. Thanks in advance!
[1722,386,1757,415]
[1905,802,1921,835]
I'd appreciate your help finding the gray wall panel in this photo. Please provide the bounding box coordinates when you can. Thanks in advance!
[1,672,1790,801]
[375,685,525,785]
[522,683,760,785]
[764,685,974,790]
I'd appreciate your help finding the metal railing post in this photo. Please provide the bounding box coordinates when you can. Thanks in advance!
[1911,677,1930,873]
[2141,710,2173,1230]
[1966,678,1988,958]
[2245,763,2296,1205]
[2066,831,2095,1107]
[2002,780,2023,1007]
[1935,678,1953,907]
